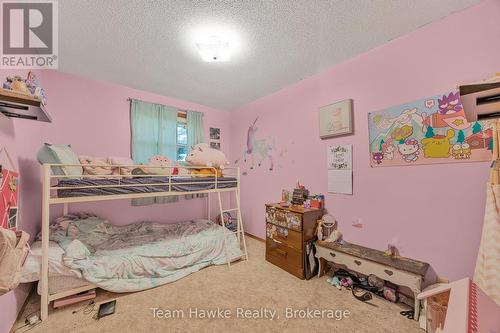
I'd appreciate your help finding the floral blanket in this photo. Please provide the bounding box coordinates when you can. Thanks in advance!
[48,215,242,292]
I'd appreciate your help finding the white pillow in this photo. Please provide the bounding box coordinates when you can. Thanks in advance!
[20,241,79,283]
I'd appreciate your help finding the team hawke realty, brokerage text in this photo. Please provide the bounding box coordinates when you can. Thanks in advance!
[151,307,351,321]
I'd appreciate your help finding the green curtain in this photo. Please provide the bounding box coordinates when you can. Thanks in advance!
[131,99,178,162]
[130,99,179,205]
[185,110,206,200]
[186,110,204,147]
[184,111,206,200]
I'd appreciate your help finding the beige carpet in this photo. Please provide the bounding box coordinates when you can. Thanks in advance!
[13,237,421,333]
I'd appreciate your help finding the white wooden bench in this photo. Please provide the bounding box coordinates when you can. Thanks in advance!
[315,240,430,321]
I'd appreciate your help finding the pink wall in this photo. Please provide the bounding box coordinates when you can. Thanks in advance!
[40,70,231,223]
[0,69,46,333]
[0,70,230,332]
[230,0,500,282]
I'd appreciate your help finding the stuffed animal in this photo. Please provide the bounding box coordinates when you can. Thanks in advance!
[340,277,353,287]
[326,276,342,290]
[186,143,229,169]
[26,71,47,105]
[139,155,176,175]
[325,229,343,243]
[8,76,29,94]
[191,168,222,177]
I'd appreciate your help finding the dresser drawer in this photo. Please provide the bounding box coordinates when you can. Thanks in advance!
[265,206,302,231]
[266,238,303,268]
[266,223,302,250]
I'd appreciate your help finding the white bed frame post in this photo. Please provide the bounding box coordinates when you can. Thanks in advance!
[40,164,50,321]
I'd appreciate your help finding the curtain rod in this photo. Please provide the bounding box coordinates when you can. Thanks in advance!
[127,97,204,115]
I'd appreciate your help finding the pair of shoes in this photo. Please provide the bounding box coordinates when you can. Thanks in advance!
[352,286,372,302]
[400,310,414,320]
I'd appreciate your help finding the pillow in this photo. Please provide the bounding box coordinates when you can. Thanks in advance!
[37,143,83,176]
[20,241,76,283]
[79,155,113,176]
[108,156,135,175]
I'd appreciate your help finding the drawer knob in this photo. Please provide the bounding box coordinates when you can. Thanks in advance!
[329,252,336,258]
[384,269,394,276]
[354,260,362,266]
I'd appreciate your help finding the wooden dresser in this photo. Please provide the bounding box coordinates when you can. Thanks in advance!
[265,203,323,279]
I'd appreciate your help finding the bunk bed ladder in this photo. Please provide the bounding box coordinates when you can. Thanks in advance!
[216,190,249,267]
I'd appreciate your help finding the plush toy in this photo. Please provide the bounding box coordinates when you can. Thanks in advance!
[325,229,343,243]
[186,143,229,169]
[368,274,385,290]
[139,155,177,175]
[191,168,222,177]
[26,71,47,105]
[384,244,400,257]
[8,76,29,94]
[326,276,342,290]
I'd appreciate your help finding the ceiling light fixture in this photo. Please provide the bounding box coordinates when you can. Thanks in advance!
[196,36,231,62]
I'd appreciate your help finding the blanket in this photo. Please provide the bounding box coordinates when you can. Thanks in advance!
[49,216,242,292]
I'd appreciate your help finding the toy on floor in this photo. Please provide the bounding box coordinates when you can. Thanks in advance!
[186,143,229,169]
[326,276,342,290]
[340,277,354,287]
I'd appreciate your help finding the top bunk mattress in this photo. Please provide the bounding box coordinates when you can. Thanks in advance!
[55,176,237,198]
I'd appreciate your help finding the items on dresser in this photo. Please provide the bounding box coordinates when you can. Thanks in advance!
[315,240,430,321]
[265,203,323,279]
[316,214,337,241]
[291,181,309,205]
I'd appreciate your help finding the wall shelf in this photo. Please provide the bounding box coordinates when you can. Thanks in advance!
[0,88,51,123]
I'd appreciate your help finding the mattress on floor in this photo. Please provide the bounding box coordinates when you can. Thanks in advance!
[37,275,91,295]
[55,176,237,197]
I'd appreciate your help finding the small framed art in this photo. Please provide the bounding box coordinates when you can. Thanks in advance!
[319,99,353,139]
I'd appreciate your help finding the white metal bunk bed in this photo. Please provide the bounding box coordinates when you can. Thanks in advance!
[40,163,248,320]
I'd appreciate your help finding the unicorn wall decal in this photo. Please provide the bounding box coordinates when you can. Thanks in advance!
[235,117,275,171]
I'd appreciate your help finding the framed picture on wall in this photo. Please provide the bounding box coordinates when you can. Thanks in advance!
[210,142,220,150]
[210,127,221,140]
[319,99,353,139]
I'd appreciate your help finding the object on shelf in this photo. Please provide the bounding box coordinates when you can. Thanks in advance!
[0,88,51,122]
[3,72,47,105]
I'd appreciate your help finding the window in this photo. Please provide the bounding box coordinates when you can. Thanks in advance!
[176,111,188,161]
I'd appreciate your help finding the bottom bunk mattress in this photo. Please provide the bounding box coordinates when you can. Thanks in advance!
[40,216,242,293]
[55,176,237,197]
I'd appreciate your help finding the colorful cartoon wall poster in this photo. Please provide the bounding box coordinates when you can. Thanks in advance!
[368,91,493,167]
[0,165,19,230]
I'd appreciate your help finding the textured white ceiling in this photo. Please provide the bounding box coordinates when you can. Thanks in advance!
[59,0,479,110]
